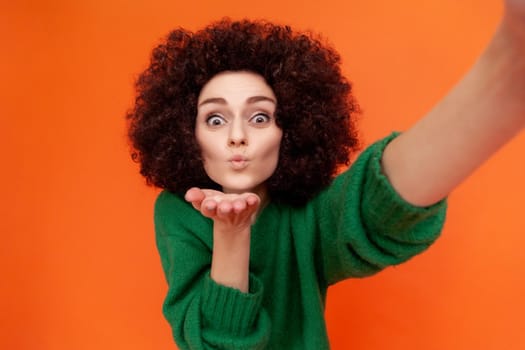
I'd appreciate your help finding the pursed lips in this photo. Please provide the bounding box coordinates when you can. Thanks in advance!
[228,155,248,170]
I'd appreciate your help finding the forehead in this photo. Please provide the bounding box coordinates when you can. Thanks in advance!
[198,71,276,103]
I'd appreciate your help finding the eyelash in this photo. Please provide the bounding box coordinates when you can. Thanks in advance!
[205,114,226,126]
[204,112,272,126]
[250,113,271,124]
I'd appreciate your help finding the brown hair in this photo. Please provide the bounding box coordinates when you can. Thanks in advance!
[127,18,361,205]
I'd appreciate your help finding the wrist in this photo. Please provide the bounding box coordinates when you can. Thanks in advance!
[210,226,251,292]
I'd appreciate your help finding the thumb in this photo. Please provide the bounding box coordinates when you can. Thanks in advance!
[184,187,205,209]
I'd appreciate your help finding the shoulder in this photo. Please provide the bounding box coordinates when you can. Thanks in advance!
[154,190,212,237]
[155,190,187,219]
[338,131,401,182]
[314,132,400,197]
[155,190,186,211]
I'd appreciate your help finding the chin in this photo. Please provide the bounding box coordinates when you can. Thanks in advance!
[221,181,266,195]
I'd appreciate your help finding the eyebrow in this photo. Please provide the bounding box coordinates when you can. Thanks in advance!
[198,95,277,107]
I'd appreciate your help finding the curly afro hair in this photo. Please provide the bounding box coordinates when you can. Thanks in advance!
[127,18,361,206]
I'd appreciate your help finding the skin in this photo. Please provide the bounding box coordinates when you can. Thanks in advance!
[186,71,282,292]
[381,0,525,207]
[187,0,525,292]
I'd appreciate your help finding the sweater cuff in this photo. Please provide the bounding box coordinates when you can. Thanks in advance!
[362,132,447,243]
[201,272,264,337]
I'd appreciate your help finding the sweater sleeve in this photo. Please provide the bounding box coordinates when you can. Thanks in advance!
[314,132,447,286]
[154,191,271,350]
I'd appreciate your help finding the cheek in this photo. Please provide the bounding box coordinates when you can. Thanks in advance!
[200,144,220,163]
[267,131,283,158]
[196,129,216,159]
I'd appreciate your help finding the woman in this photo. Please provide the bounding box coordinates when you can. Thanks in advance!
[127,2,525,348]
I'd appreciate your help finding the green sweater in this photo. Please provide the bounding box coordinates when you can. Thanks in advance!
[154,133,447,349]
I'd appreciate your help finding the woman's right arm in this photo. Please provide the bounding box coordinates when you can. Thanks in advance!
[155,191,270,350]
[314,134,447,286]
[184,187,260,294]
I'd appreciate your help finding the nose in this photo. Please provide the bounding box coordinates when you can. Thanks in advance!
[228,119,247,147]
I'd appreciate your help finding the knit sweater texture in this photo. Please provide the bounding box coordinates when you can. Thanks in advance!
[154,133,447,349]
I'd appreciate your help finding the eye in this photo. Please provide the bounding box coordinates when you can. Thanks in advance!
[205,114,226,126]
[250,113,270,124]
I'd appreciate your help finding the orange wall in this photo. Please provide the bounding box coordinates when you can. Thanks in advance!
[2,0,524,349]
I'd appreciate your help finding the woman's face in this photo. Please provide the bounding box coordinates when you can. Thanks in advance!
[195,71,283,196]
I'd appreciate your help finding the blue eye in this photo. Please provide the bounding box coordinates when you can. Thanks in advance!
[206,115,226,126]
[250,113,270,124]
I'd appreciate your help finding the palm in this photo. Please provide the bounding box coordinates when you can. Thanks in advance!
[185,187,261,227]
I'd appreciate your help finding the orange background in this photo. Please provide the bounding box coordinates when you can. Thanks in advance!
[2,0,524,349]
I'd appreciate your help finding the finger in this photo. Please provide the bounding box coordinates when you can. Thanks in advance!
[217,200,234,215]
[245,194,260,207]
[185,187,205,203]
[232,198,247,213]
[202,198,218,212]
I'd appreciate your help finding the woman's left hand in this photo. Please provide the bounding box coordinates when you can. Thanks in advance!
[503,0,525,38]
[380,0,525,207]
